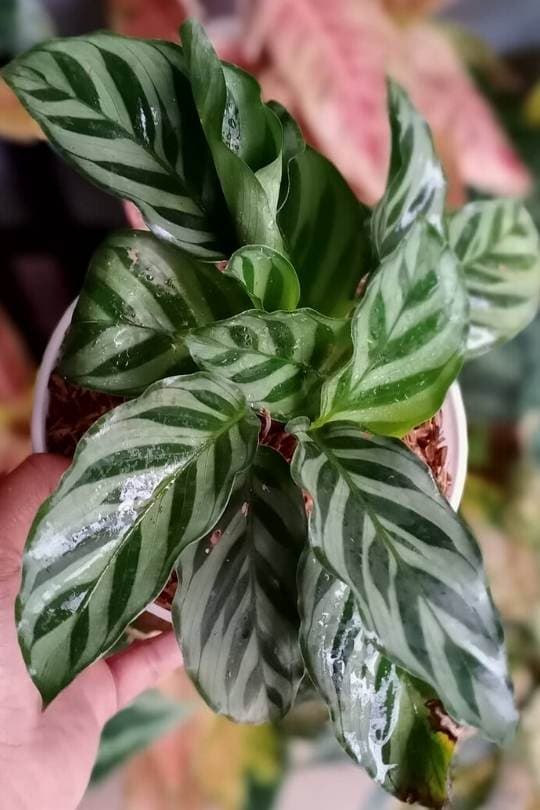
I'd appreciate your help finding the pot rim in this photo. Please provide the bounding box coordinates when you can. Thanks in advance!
[31,301,469,623]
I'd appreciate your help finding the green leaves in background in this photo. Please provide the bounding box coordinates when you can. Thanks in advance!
[300,553,455,809]
[279,146,372,316]
[187,309,351,420]
[318,221,467,436]
[225,245,300,311]
[448,200,540,358]
[59,230,251,396]
[2,33,233,257]
[0,0,54,56]
[290,421,517,743]
[181,20,284,251]
[175,446,306,723]
[18,374,259,703]
[266,100,306,209]
[91,690,190,784]
[372,81,446,260]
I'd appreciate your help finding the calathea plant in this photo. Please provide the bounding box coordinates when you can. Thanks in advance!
[4,19,540,808]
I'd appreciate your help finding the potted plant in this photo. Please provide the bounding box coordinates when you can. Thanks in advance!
[4,19,540,808]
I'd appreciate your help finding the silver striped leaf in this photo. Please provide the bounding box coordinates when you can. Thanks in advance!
[3,33,233,258]
[300,553,455,808]
[289,421,517,744]
[174,446,306,723]
[186,309,352,421]
[372,82,446,261]
[225,244,300,311]
[318,221,468,437]
[278,145,373,317]
[181,21,284,251]
[17,373,259,704]
[447,200,540,358]
[59,230,252,396]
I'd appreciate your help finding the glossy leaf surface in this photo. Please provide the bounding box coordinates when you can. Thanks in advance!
[3,33,233,257]
[266,99,305,209]
[318,221,468,436]
[372,82,446,260]
[175,446,306,723]
[278,145,372,316]
[181,20,284,251]
[290,421,516,743]
[447,200,540,358]
[187,309,351,420]
[225,244,300,311]
[18,374,259,703]
[300,553,455,808]
[59,230,252,396]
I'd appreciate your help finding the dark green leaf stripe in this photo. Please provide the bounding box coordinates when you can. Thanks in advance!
[447,200,540,357]
[59,230,252,395]
[225,244,300,311]
[174,446,306,723]
[279,145,373,317]
[372,82,446,260]
[300,553,455,808]
[17,374,259,703]
[181,21,284,251]
[2,33,232,257]
[187,309,351,420]
[290,421,517,743]
[318,221,468,436]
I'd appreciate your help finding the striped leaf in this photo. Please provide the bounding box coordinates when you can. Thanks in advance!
[372,82,446,261]
[187,309,351,421]
[289,421,517,744]
[278,145,373,317]
[318,221,468,436]
[225,245,300,311]
[17,373,259,703]
[174,446,306,723]
[181,20,284,251]
[300,553,455,808]
[3,33,234,258]
[447,200,540,358]
[59,230,252,396]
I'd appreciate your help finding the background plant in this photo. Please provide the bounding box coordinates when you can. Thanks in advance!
[4,18,540,809]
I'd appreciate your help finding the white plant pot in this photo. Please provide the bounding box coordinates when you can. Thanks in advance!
[32,302,469,625]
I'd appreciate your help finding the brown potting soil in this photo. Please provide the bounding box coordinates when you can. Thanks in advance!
[45,374,451,611]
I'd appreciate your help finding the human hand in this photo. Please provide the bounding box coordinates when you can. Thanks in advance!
[0,455,182,810]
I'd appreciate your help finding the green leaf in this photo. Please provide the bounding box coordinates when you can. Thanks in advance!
[17,373,259,704]
[289,421,517,744]
[318,221,468,436]
[266,100,305,209]
[187,309,351,420]
[278,145,373,316]
[372,81,446,261]
[2,33,233,258]
[225,245,300,311]
[181,20,284,251]
[447,200,540,358]
[0,0,55,55]
[300,553,455,809]
[59,230,252,396]
[174,446,306,723]
[91,689,190,784]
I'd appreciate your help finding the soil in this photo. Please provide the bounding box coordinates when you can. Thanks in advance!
[45,373,452,612]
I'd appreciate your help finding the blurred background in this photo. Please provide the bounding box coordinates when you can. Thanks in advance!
[2,0,540,808]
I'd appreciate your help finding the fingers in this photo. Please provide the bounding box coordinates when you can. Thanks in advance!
[0,454,69,593]
[105,631,183,713]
